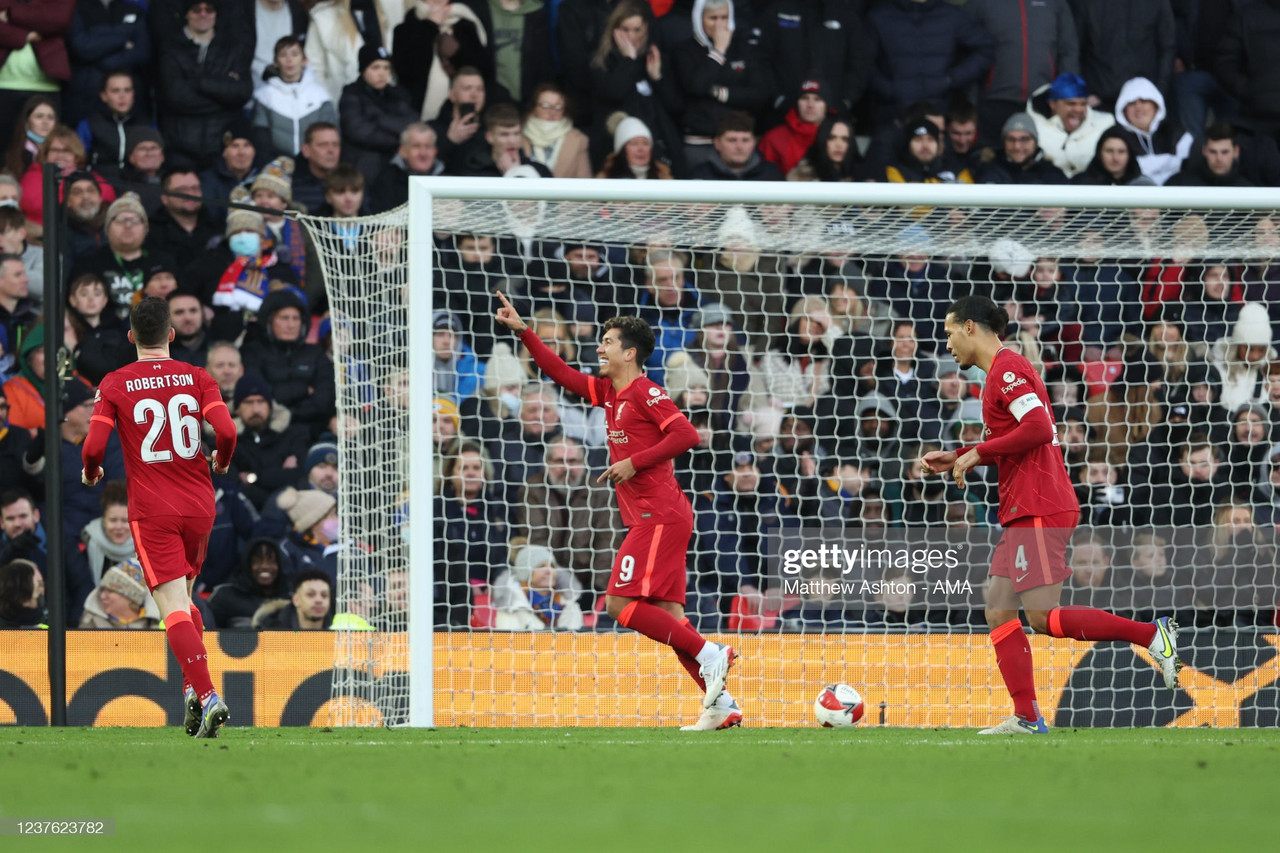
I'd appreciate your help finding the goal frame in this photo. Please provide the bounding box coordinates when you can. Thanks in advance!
[405,177,1280,728]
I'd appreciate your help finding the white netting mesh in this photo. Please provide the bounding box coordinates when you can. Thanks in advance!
[303,189,1280,729]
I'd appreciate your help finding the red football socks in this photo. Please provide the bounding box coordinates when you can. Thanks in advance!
[166,610,215,703]
[991,618,1041,722]
[183,605,205,694]
[1047,607,1158,645]
[675,619,707,690]
[617,601,707,659]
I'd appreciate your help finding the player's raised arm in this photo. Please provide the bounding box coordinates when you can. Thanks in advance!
[494,290,594,400]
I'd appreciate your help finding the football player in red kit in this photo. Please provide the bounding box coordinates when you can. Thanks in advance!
[82,297,238,738]
[495,291,741,730]
[922,295,1181,734]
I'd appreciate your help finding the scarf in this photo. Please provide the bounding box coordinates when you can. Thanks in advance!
[80,519,139,587]
[213,248,279,312]
[525,585,564,625]
[421,3,489,120]
[522,117,572,169]
[269,219,308,290]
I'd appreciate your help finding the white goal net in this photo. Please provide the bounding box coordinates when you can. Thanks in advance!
[302,181,1280,729]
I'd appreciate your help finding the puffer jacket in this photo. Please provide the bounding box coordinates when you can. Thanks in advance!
[1113,76,1193,186]
[1072,0,1175,104]
[1027,84,1115,178]
[155,29,254,169]
[963,0,1078,104]
[76,100,150,177]
[866,0,996,113]
[337,78,417,184]
[207,537,289,629]
[238,289,336,435]
[251,66,340,158]
[1216,0,1280,127]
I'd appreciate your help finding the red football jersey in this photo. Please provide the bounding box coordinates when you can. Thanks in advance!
[90,358,225,519]
[584,374,694,527]
[979,348,1079,525]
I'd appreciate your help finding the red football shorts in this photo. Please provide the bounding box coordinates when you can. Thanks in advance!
[130,515,214,589]
[607,519,694,604]
[989,510,1079,593]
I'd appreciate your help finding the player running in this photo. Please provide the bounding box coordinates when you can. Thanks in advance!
[82,297,238,738]
[495,291,741,730]
[921,295,1181,735]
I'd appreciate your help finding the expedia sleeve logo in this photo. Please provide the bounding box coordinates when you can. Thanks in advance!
[1001,370,1027,393]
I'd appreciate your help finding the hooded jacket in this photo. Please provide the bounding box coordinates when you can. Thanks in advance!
[1071,125,1143,185]
[671,0,771,139]
[239,289,336,433]
[1027,83,1115,178]
[1113,77,1193,186]
[207,537,290,628]
[251,66,340,159]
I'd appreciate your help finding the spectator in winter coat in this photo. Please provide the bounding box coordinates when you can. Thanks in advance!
[366,122,442,212]
[290,123,345,213]
[596,116,673,179]
[207,537,289,628]
[65,273,132,384]
[75,70,149,179]
[690,111,784,181]
[1113,76,1193,186]
[1211,302,1277,415]
[19,125,117,231]
[227,372,313,509]
[520,83,592,179]
[240,288,337,438]
[671,0,770,171]
[198,116,262,221]
[392,0,491,120]
[144,167,222,262]
[1214,0,1280,141]
[434,439,509,627]
[1026,73,1115,179]
[338,44,418,184]
[305,0,407,104]
[865,0,996,124]
[787,113,860,182]
[1071,125,1143,186]
[979,112,1069,185]
[253,567,333,629]
[884,118,974,183]
[491,544,585,632]
[586,0,685,176]
[754,0,871,126]
[154,0,254,170]
[760,78,831,178]
[1168,123,1255,188]
[962,0,1077,144]
[252,36,340,160]
[78,558,161,629]
[68,192,173,320]
[1071,0,1175,110]
[276,486,345,586]
[116,127,167,214]
[66,0,152,127]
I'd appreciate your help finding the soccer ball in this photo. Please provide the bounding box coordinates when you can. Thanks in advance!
[813,683,866,727]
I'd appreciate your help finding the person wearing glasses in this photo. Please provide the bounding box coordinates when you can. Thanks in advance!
[18,124,117,233]
[520,82,591,179]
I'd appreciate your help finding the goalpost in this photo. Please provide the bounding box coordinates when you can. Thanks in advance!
[301,179,1280,729]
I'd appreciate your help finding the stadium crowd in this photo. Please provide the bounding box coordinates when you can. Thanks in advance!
[1,0,1279,633]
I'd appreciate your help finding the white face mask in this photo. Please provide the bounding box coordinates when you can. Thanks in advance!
[498,392,522,416]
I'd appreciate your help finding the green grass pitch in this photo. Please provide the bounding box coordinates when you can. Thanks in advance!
[3,727,1276,851]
